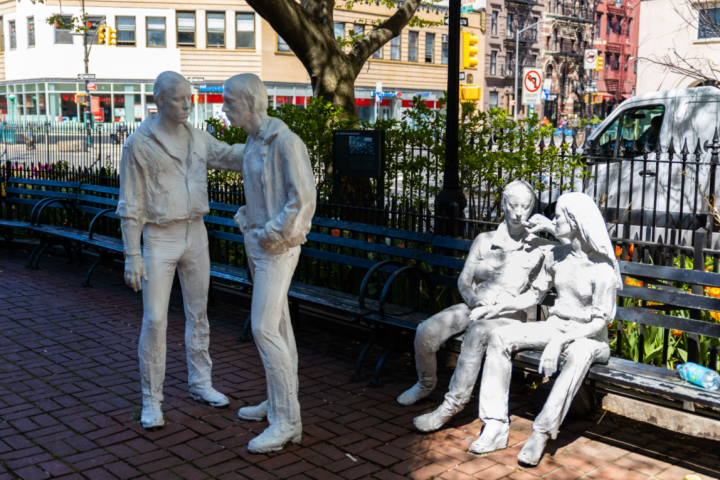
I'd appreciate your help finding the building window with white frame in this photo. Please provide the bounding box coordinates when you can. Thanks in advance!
[390,34,401,60]
[698,7,720,39]
[236,13,254,48]
[116,16,136,46]
[147,17,166,47]
[408,31,418,61]
[425,33,434,63]
[490,50,497,75]
[441,34,448,64]
[27,17,35,47]
[207,12,225,48]
[9,20,15,49]
[334,23,344,43]
[177,12,196,47]
[277,34,290,52]
[54,15,73,44]
[491,11,498,35]
[351,24,364,39]
[489,91,498,109]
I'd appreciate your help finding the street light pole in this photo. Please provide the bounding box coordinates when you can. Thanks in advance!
[514,19,553,120]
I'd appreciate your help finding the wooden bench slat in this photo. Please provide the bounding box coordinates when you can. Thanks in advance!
[209,201,241,213]
[204,215,236,228]
[427,254,466,271]
[432,236,473,252]
[8,178,81,189]
[5,188,77,200]
[208,229,244,244]
[312,216,434,243]
[617,306,720,337]
[79,185,120,195]
[620,284,720,312]
[306,232,428,261]
[620,261,720,288]
[76,194,118,207]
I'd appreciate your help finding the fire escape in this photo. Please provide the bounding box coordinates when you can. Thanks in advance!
[503,0,542,80]
[545,0,595,118]
[602,1,629,103]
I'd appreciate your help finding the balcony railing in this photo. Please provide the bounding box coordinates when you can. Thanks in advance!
[547,3,594,21]
[502,57,539,78]
[505,29,538,42]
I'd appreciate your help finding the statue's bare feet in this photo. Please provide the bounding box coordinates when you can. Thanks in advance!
[468,420,509,454]
[413,403,459,432]
[517,431,550,466]
[397,380,436,406]
[238,400,268,421]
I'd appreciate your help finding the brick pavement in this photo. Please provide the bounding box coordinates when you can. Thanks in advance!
[1,247,719,480]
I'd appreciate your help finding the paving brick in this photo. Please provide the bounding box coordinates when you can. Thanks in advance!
[14,466,50,480]
[407,462,448,480]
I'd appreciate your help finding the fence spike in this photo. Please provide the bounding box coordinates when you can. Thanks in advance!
[694,139,703,160]
[681,138,690,157]
[667,137,676,156]
[549,135,556,148]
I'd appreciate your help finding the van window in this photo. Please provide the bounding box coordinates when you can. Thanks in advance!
[619,105,665,152]
[598,116,620,156]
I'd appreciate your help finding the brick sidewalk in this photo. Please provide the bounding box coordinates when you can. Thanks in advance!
[1,248,719,480]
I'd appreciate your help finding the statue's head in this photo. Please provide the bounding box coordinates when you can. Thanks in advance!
[153,71,192,125]
[223,74,268,130]
[502,180,535,229]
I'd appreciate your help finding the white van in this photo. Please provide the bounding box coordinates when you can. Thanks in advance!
[580,87,720,243]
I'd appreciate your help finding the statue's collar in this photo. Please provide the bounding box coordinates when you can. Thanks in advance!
[491,222,529,251]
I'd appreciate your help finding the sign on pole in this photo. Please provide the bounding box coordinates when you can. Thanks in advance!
[188,77,205,83]
[522,67,542,105]
[459,71,466,81]
[78,74,95,80]
[460,4,474,13]
[584,49,598,70]
[443,16,469,26]
[87,84,97,91]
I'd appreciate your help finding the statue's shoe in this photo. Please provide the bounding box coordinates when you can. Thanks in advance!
[414,403,460,432]
[189,386,230,408]
[397,380,436,406]
[517,432,550,466]
[238,400,268,421]
[248,423,302,454]
[141,401,164,430]
[468,420,509,454]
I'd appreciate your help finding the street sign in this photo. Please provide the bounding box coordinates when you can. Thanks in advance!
[584,49,598,70]
[188,77,205,83]
[459,71,466,81]
[443,16,469,26]
[87,84,97,91]
[522,67,542,105]
[78,74,95,80]
[461,4,474,13]
[543,78,552,90]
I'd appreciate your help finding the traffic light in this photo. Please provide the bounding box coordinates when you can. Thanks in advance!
[460,85,481,101]
[108,27,117,46]
[76,93,87,105]
[596,56,604,71]
[98,25,107,45]
[460,31,479,69]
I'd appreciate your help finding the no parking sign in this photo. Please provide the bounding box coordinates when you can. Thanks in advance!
[522,67,542,105]
[584,49,598,70]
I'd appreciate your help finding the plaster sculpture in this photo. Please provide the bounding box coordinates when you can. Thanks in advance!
[222,73,316,453]
[468,192,622,466]
[117,72,245,430]
[400,181,554,423]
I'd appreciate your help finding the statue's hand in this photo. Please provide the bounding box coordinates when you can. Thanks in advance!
[470,304,501,322]
[125,254,147,292]
[538,340,563,377]
[523,214,554,235]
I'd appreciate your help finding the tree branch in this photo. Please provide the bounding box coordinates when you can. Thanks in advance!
[301,0,336,39]
[347,0,422,74]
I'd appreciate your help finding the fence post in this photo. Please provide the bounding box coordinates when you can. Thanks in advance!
[689,227,706,364]
[704,128,720,248]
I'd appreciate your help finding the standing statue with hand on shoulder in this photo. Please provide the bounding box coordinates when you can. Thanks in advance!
[222,73,316,453]
[399,181,555,423]
[117,71,245,430]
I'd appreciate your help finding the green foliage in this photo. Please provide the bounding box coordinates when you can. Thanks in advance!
[204,95,587,218]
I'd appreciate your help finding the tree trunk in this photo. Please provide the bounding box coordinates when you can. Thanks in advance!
[310,53,359,117]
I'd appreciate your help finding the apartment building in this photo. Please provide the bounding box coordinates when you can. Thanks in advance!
[482,0,544,115]
[0,0,484,124]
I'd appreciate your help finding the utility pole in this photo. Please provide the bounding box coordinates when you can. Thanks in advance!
[435,0,467,232]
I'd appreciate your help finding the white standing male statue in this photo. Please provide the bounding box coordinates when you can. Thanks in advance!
[399,181,553,421]
[469,192,622,465]
[117,71,245,430]
[222,73,316,453]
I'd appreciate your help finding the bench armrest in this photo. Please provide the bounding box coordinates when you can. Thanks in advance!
[32,198,77,226]
[88,208,117,240]
[379,265,435,317]
[358,260,404,312]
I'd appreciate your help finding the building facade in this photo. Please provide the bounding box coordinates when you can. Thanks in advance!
[636,0,717,93]
[483,0,544,116]
[592,0,640,118]
[0,0,484,124]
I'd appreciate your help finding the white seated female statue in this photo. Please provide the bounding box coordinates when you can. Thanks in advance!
[467,192,622,466]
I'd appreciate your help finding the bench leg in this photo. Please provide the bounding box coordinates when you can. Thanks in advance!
[26,242,44,269]
[238,314,252,342]
[349,325,377,383]
[82,256,104,288]
[31,243,54,270]
[367,336,397,388]
[62,242,75,264]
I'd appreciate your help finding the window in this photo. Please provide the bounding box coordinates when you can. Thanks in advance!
[491,11,498,35]
[624,55,629,71]
[9,20,15,49]
[277,34,290,52]
[0,18,4,51]
[507,13,513,37]
[425,33,434,63]
[441,34,448,64]
[54,15,73,44]
[595,13,602,37]
[552,29,557,50]
[390,34,400,60]
[372,28,383,58]
[530,54,537,66]
[351,24,364,39]
[207,12,225,47]
[334,22,344,42]
[614,53,620,70]
[626,18,632,36]
[489,91,499,109]
[177,12,196,47]
[618,105,665,151]
[236,13,254,48]
[408,31,418,61]
[606,14,612,34]
[116,16,135,46]
[490,50,497,75]
[87,17,103,44]
[147,17,166,47]
[699,7,720,39]
[27,17,34,47]
[616,16,623,35]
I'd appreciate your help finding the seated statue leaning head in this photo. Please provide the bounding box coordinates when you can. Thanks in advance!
[502,180,535,229]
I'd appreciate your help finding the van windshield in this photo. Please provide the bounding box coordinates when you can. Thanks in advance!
[596,105,665,157]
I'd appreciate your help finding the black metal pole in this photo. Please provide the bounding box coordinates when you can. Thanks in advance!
[436,0,467,235]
